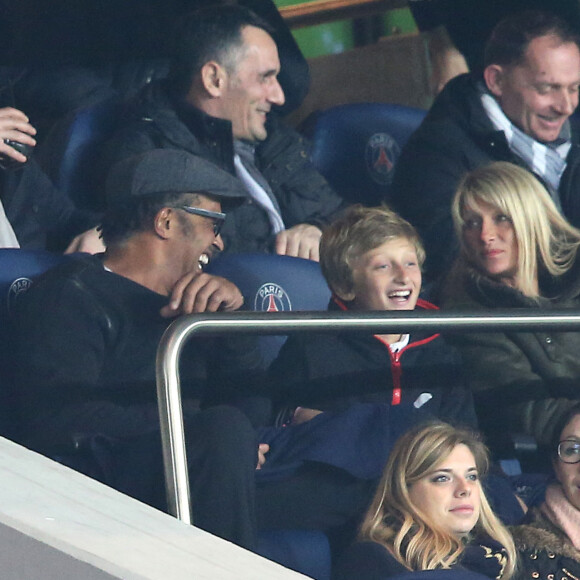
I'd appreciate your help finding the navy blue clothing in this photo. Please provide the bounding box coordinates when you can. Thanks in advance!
[257,403,430,483]
[335,539,507,580]
[269,297,476,428]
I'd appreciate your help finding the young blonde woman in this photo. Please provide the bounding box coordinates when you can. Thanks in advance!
[334,422,517,580]
[441,161,580,451]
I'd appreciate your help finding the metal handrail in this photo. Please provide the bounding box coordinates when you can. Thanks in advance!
[156,309,580,523]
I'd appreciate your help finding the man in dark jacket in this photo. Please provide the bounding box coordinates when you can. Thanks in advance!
[105,5,343,261]
[14,149,264,550]
[391,10,580,284]
[13,149,380,548]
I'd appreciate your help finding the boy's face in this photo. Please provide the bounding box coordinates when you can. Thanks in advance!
[344,238,422,311]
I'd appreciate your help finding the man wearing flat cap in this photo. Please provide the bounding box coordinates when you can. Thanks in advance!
[13,149,265,550]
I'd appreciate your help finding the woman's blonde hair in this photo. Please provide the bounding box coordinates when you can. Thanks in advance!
[452,162,580,298]
[360,422,517,578]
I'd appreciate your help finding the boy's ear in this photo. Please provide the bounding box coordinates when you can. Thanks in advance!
[334,286,355,302]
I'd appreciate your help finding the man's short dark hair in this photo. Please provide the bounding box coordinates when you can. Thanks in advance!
[484,10,580,69]
[167,4,274,97]
[100,192,199,246]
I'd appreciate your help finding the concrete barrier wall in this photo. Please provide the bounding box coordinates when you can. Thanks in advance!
[0,437,306,579]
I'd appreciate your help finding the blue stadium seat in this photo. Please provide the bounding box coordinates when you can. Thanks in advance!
[206,252,331,365]
[39,97,125,212]
[304,102,427,206]
[257,529,331,580]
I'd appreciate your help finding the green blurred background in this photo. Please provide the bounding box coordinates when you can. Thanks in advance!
[273,1,418,59]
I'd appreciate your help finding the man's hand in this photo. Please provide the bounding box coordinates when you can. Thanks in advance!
[256,443,269,470]
[275,223,322,261]
[64,226,106,255]
[0,107,37,164]
[160,272,243,317]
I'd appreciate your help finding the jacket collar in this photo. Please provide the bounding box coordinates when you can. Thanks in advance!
[434,73,580,150]
[136,81,236,174]
[455,258,580,308]
[328,295,440,346]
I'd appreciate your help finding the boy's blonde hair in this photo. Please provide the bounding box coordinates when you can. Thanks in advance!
[320,205,425,299]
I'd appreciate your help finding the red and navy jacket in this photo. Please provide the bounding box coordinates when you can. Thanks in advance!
[268,296,476,427]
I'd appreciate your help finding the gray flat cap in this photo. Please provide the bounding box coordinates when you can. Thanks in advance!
[106,149,247,205]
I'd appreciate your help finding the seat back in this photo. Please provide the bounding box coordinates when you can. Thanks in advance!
[39,98,125,212]
[206,253,331,365]
[0,249,70,436]
[305,103,426,206]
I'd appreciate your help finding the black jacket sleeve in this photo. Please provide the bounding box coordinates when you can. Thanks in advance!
[3,158,99,250]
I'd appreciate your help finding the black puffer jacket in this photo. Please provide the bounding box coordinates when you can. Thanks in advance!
[441,261,580,447]
[104,81,344,254]
[511,506,580,580]
[391,74,580,282]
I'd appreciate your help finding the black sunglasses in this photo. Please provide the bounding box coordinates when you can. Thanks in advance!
[179,206,226,237]
[558,439,580,464]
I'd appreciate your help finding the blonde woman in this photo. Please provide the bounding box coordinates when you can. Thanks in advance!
[441,161,580,451]
[335,422,517,580]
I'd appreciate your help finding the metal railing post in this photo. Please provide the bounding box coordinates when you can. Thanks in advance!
[156,309,580,522]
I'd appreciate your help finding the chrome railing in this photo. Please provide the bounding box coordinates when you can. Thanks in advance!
[156,309,580,523]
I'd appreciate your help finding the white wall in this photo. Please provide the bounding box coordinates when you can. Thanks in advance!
[0,437,306,579]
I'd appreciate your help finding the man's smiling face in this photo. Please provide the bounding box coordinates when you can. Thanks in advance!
[486,35,580,143]
[219,25,285,142]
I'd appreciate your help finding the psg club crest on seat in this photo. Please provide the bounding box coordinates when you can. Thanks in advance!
[254,283,292,312]
[7,277,32,314]
[365,133,400,186]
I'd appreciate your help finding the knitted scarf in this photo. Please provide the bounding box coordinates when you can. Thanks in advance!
[233,139,285,234]
[480,90,571,208]
[541,483,580,550]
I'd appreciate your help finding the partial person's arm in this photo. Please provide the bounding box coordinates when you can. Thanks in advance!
[0,107,101,251]
[7,158,101,251]
[258,116,345,261]
[0,107,37,163]
[427,26,469,95]
[275,223,322,261]
[65,226,106,254]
